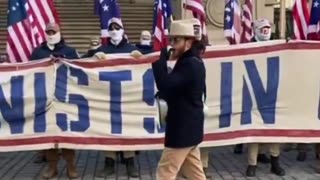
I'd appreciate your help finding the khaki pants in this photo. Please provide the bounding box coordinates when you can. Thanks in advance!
[105,151,135,160]
[157,146,205,180]
[200,148,209,168]
[248,143,280,165]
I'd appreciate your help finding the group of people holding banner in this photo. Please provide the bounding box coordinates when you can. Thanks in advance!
[26,13,320,180]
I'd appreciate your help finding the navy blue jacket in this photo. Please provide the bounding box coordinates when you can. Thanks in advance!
[30,40,79,61]
[81,49,100,58]
[136,44,154,55]
[99,38,137,54]
[30,40,78,60]
[152,48,206,148]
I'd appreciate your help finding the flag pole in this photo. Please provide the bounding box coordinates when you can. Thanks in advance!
[182,0,186,19]
[279,0,286,39]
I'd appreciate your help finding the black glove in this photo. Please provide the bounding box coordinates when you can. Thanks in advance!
[159,48,170,61]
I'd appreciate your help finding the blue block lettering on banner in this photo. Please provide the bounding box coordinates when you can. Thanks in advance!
[34,72,47,133]
[219,62,233,128]
[0,76,25,134]
[142,69,165,134]
[219,57,280,128]
[99,70,132,134]
[55,65,90,132]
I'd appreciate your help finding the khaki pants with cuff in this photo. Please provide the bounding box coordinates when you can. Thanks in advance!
[157,146,206,180]
[105,151,135,160]
[248,143,280,165]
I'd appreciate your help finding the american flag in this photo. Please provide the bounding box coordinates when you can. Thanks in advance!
[183,0,207,42]
[240,0,253,43]
[292,0,310,40]
[153,0,172,51]
[224,0,242,44]
[95,0,121,44]
[6,0,59,63]
[307,0,320,40]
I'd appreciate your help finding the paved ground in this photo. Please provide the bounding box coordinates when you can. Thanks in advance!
[0,145,320,180]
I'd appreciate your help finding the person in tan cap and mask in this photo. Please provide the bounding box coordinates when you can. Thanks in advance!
[245,19,285,178]
[30,22,79,179]
[152,18,207,180]
[30,22,78,60]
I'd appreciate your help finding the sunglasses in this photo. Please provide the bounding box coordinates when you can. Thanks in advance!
[108,24,122,31]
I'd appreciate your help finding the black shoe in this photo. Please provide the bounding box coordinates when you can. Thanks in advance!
[246,165,256,177]
[33,154,46,164]
[203,168,211,178]
[270,156,285,176]
[297,152,307,162]
[234,144,243,154]
[96,158,115,177]
[125,158,139,178]
[257,153,270,164]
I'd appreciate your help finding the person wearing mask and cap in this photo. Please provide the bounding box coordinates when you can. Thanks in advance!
[152,18,207,180]
[30,23,78,60]
[245,19,285,177]
[95,17,140,178]
[81,36,102,58]
[30,23,79,179]
[136,30,153,54]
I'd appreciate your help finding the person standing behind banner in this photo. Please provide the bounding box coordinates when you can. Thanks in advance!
[30,22,79,179]
[245,19,285,177]
[136,30,154,54]
[94,17,141,178]
[81,36,102,58]
[152,18,206,180]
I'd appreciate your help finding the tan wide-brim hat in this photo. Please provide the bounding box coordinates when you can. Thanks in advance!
[169,18,202,40]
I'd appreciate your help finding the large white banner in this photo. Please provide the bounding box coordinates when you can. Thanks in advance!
[1,40,320,152]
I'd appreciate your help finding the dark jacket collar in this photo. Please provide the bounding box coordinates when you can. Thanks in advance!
[41,39,66,51]
[108,38,128,48]
[179,48,200,61]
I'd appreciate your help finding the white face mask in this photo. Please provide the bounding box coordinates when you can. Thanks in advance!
[254,27,271,41]
[109,29,124,45]
[140,39,151,46]
[46,32,61,45]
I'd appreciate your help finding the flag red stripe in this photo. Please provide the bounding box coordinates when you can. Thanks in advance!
[35,1,50,24]
[12,25,31,58]
[8,36,22,62]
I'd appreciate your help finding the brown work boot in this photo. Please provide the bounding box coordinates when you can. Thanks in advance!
[34,151,47,164]
[42,149,59,179]
[62,149,79,179]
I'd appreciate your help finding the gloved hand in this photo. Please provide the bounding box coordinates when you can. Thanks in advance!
[94,52,108,60]
[159,48,169,61]
[130,50,143,59]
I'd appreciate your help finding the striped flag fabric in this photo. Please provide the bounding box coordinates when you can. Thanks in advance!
[240,0,253,43]
[183,0,208,42]
[224,0,242,44]
[6,0,59,63]
[307,0,320,40]
[153,0,172,51]
[292,0,310,40]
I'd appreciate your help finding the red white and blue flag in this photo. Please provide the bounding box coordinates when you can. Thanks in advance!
[240,0,253,43]
[153,0,172,51]
[6,0,59,63]
[292,0,310,40]
[307,0,320,40]
[224,0,242,44]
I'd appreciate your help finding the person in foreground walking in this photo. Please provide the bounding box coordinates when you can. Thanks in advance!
[152,18,207,180]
